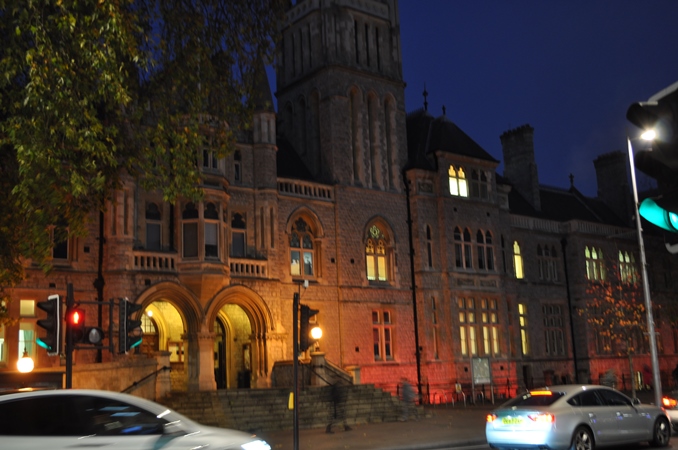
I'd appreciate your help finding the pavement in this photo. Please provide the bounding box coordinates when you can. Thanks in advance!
[258,389,661,450]
[259,402,494,450]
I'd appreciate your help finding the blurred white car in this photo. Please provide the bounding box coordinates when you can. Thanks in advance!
[661,391,678,433]
[0,388,271,450]
[486,384,670,450]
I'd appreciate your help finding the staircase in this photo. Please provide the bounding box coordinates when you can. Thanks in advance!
[161,384,411,433]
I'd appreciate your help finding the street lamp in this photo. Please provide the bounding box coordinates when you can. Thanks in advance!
[17,348,34,373]
[627,134,662,407]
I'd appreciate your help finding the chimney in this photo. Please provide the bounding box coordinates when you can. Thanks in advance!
[501,124,540,211]
[594,151,633,226]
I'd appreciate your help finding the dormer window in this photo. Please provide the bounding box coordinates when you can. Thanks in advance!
[448,165,468,197]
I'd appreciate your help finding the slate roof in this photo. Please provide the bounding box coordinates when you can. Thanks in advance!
[507,182,628,227]
[405,108,498,171]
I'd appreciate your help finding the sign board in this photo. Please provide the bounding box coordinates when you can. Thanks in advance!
[472,357,491,385]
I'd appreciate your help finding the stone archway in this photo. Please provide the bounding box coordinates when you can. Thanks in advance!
[206,285,275,388]
[135,282,204,391]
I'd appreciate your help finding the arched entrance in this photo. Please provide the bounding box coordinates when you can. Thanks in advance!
[207,286,275,389]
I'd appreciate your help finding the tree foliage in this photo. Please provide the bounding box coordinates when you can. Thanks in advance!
[580,277,647,356]
[0,0,286,323]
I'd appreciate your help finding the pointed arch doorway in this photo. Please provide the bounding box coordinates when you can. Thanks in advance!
[213,304,254,389]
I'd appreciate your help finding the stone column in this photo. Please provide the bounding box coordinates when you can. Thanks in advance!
[155,351,172,399]
[197,331,217,391]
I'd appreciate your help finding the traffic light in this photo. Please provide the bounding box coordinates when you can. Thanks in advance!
[627,80,678,231]
[299,304,319,352]
[119,298,143,354]
[66,308,104,345]
[36,294,61,356]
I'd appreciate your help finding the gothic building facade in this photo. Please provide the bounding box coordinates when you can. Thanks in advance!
[3,0,678,396]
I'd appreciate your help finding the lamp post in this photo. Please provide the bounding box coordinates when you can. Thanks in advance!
[627,136,662,407]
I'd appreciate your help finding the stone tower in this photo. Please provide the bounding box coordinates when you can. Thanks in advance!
[501,124,541,211]
[594,151,633,226]
[276,0,407,191]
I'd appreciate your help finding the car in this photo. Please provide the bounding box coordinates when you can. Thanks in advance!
[661,391,678,433]
[485,384,670,450]
[0,388,271,450]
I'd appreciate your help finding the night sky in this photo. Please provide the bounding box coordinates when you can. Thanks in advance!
[399,1,678,197]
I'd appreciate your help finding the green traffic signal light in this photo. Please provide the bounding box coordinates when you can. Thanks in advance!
[639,197,678,232]
[119,298,143,353]
[36,295,61,356]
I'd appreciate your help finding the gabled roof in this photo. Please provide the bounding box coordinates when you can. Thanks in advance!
[405,108,498,170]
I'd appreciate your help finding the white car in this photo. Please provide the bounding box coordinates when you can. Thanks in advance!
[0,388,271,450]
[486,384,670,450]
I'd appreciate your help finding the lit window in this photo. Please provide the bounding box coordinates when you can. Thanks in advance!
[513,241,524,279]
[585,246,606,281]
[19,300,35,317]
[459,298,500,357]
[448,165,468,197]
[519,303,529,355]
[0,326,6,363]
[290,218,315,277]
[618,251,638,284]
[18,322,36,360]
[366,224,389,282]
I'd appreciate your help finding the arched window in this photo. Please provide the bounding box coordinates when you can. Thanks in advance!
[366,224,390,282]
[448,165,468,197]
[585,246,606,281]
[454,227,472,269]
[476,230,495,271]
[618,250,638,284]
[470,169,490,200]
[290,218,315,277]
[513,241,524,279]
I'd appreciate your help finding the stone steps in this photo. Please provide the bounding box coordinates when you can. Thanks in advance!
[161,384,411,433]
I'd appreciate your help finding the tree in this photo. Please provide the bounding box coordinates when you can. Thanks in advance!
[580,273,647,397]
[0,0,286,324]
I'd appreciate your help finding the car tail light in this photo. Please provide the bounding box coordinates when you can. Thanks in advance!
[486,413,497,423]
[662,396,677,408]
[528,413,555,423]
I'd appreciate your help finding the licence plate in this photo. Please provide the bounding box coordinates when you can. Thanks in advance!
[502,417,524,425]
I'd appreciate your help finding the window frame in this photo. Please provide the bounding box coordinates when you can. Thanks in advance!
[372,309,394,361]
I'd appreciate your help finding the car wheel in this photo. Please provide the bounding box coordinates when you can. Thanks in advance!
[570,426,594,450]
[650,416,671,447]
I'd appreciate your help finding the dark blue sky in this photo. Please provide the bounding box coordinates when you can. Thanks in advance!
[399,1,678,196]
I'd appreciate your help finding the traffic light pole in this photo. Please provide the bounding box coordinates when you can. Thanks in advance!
[628,138,662,407]
[65,283,74,389]
[292,292,299,450]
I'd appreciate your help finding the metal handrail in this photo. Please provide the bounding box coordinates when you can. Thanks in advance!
[121,365,170,394]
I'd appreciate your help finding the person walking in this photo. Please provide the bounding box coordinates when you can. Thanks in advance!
[400,378,417,421]
[326,383,351,433]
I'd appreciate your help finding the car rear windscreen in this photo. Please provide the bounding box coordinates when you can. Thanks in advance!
[503,391,565,407]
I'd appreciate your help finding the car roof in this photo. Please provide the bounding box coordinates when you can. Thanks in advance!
[527,384,620,396]
[0,389,175,416]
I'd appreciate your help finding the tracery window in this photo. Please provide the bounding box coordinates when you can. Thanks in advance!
[537,245,558,281]
[366,224,389,281]
[543,304,565,356]
[448,165,468,197]
[476,230,495,271]
[372,310,393,361]
[458,298,500,357]
[290,218,314,277]
[470,169,490,200]
[454,227,472,269]
[585,246,606,281]
[618,251,638,284]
